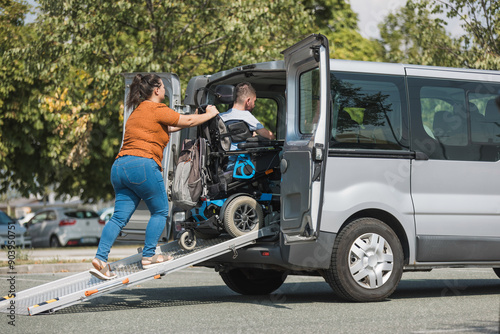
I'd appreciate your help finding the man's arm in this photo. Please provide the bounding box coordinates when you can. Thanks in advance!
[255,128,275,140]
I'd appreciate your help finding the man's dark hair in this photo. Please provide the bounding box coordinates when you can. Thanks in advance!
[234,82,256,104]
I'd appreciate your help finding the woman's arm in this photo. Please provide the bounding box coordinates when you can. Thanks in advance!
[175,105,219,129]
[168,126,183,133]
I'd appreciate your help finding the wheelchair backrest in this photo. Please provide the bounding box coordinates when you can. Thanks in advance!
[198,115,232,152]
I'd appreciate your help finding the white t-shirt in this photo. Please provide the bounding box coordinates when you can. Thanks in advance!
[219,108,264,151]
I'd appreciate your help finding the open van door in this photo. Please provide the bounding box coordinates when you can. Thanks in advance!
[119,73,182,242]
[280,34,331,243]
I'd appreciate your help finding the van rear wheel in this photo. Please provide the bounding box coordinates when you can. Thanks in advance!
[220,268,287,295]
[324,218,404,302]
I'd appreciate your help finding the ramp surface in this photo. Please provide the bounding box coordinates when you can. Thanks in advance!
[0,228,274,315]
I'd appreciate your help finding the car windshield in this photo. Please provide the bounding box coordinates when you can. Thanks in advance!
[0,211,14,224]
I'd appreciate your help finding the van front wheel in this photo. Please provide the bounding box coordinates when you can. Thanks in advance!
[325,218,404,302]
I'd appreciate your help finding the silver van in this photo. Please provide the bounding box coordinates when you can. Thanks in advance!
[122,34,500,301]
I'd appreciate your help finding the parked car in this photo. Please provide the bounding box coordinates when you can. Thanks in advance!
[26,208,102,248]
[98,207,114,225]
[0,211,31,248]
[17,212,35,226]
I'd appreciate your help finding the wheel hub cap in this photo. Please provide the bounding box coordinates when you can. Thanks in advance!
[349,233,394,289]
[234,205,256,232]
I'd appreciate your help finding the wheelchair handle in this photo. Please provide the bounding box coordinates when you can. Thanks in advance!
[197,104,208,114]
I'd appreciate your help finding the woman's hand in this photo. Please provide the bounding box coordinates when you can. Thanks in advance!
[176,105,219,129]
[205,105,219,118]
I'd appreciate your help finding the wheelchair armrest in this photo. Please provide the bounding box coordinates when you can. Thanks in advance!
[237,138,283,150]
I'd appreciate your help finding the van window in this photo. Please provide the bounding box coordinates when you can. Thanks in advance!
[253,98,279,137]
[330,73,408,150]
[409,78,500,161]
[299,68,321,135]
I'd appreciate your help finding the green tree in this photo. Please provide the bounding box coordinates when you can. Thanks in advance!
[378,0,500,69]
[1,0,316,201]
[0,0,57,199]
[303,0,384,61]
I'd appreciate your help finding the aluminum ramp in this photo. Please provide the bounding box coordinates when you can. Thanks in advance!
[0,227,276,316]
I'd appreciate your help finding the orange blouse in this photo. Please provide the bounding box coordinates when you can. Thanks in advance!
[116,101,180,168]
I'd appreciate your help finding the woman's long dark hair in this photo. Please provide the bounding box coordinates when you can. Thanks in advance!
[126,73,162,109]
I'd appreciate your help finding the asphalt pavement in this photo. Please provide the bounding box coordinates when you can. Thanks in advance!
[1,268,499,333]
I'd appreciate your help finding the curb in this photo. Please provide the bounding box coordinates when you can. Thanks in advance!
[0,263,90,275]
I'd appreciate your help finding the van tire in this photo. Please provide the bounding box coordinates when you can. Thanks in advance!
[493,268,500,279]
[325,218,404,302]
[223,196,263,237]
[220,268,287,295]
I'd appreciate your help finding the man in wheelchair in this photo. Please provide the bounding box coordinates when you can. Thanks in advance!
[174,83,282,250]
[220,82,275,143]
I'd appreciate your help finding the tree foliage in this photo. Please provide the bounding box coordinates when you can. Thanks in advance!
[0,0,381,201]
[378,0,500,69]
[304,0,384,61]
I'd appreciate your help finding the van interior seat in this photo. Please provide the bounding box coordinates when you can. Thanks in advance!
[484,99,500,142]
[433,107,467,145]
[469,102,490,142]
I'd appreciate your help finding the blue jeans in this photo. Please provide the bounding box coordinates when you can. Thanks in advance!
[95,155,169,261]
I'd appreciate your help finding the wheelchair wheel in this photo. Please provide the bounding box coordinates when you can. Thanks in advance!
[179,230,197,250]
[223,196,263,238]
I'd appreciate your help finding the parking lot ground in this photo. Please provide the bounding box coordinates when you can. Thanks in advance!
[0,267,499,333]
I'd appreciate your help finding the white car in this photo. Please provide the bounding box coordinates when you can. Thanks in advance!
[0,211,31,248]
[17,212,35,226]
[26,208,102,248]
[98,207,114,225]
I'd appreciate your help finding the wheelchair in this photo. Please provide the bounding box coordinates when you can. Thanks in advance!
[176,85,282,250]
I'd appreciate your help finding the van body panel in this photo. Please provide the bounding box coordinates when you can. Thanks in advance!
[329,59,406,76]
[406,66,500,81]
[320,157,416,260]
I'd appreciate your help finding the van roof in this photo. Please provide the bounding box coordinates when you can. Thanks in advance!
[206,58,500,83]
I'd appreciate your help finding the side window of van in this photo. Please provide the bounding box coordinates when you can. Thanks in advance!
[409,78,500,161]
[299,69,320,135]
[329,73,409,150]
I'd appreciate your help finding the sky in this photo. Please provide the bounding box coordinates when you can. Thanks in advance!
[350,0,465,39]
